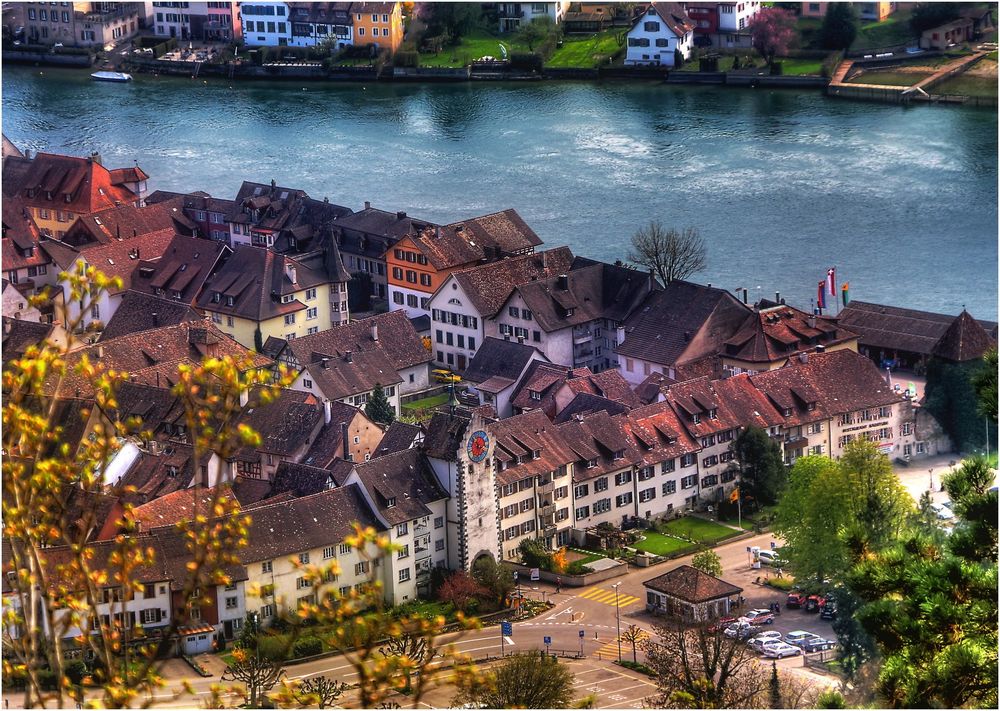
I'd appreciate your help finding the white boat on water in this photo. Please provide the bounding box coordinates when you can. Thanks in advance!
[91,71,132,83]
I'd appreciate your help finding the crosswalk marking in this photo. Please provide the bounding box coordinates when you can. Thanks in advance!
[595,629,650,659]
[577,586,641,608]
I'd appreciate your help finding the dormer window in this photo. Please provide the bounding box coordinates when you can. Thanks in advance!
[783,407,793,417]
[281,294,295,304]
[530,390,541,401]
[708,408,717,419]
[226,296,234,306]
[517,454,527,464]
[386,497,396,507]
[533,449,541,459]
[807,402,815,411]
[613,449,624,460]
[167,465,178,477]
[172,290,182,300]
[587,458,598,469]
[21,247,33,258]
[691,413,701,424]
[212,292,220,303]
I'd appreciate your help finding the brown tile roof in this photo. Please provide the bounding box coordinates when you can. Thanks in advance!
[194,245,339,322]
[228,181,309,230]
[615,400,701,468]
[2,317,54,365]
[130,235,229,304]
[238,483,385,563]
[634,371,677,405]
[649,2,696,37]
[61,197,196,247]
[288,311,433,372]
[562,368,642,408]
[118,442,208,504]
[3,152,139,216]
[509,361,573,416]
[931,310,996,362]
[447,208,543,256]
[271,461,336,497]
[663,376,761,439]
[77,228,178,295]
[374,421,423,458]
[108,165,150,185]
[643,564,742,602]
[513,260,657,333]
[231,476,275,506]
[48,320,271,398]
[464,337,546,387]
[749,349,901,425]
[553,393,633,424]
[1,201,46,270]
[449,247,575,318]
[490,410,579,486]
[238,388,323,457]
[423,411,470,462]
[301,406,367,469]
[723,305,857,365]
[352,448,447,525]
[837,301,998,357]
[98,290,203,342]
[617,281,751,366]
[405,208,542,271]
[556,410,641,481]
[146,189,237,217]
[130,486,231,531]
[302,349,402,400]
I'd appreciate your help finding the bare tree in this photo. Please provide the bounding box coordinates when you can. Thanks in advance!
[221,648,285,708]
[379,630,435,692]
[628,222,707,285]
[643,620,767,708]
[621,624,645,664]
[294,675,351,708]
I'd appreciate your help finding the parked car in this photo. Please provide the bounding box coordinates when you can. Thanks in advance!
[930,502,954,520]
[785,630,821,647]
[786,592,807,609]
[742,609,775,625]
[820,597,838,620]
[800,636,836,652]
[763,642,802,659]
[708,616,738,633]
[432,369,461,384]
[724,621,759,640]
[747,631,783,652]
[804,594,824,613]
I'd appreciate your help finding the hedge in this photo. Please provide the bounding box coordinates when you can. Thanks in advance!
[291,636,323,659]
[509,52,543,72]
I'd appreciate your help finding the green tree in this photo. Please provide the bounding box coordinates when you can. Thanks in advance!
[909,2,960,33]
[845,457,998,708]
[941,455,998,562]
[828,586,876,680]
[731,425,786,507]
[691,549,723,578]
[924,357,997,453]
[418,2,482,43]
[365,383,395,425]
[471,554,515,608]
[454,651,575,708]
[972,347,998,423]
[517,537,553,569]
[769,661,782,709]
[820,2,858,49]
[815,689,847,708]
[515,16,555,52]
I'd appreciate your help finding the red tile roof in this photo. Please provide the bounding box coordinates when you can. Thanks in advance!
[644,564,743,602]
[4,152,139,215]
[723,305,858,365]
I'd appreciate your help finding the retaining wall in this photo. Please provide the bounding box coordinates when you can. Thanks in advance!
[509,560,628,587]
[2,50,93,66]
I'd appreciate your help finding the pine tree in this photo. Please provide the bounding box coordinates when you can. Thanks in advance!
[769,661,782,709]
[820,2,858,50]
[365,383,395,425]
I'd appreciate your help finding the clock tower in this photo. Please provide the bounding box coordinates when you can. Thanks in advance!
[454,410,502,571]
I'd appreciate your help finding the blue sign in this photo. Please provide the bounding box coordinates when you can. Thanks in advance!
[501,621,513,636]
[579,630,586,638]
[771,541,777,550]
[544,636,552,645]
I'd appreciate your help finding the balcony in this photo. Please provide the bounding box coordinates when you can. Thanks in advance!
[537,480,554,494]
[538,503,555,517]
[498,8,525,19]
[573,330,593,344]
[540,513,555,529]
[413,521,429,536]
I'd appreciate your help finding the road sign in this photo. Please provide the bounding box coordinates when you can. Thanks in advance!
[770,541,777,550]
[544,636,551,645]
[579,630,586,638]
[501,621,513,636]
[530,568,540,581]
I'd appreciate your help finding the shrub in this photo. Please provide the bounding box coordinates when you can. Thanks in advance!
[509,52,542,72]
[395,50,420,67]
[255,634,290,661]
[291,636,323,659]
[65,660,88,686]
[38,669,60,691]
[770,60,783,75]
[518,538,553,569]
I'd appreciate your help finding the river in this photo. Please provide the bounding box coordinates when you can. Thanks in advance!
[2,66,996,318]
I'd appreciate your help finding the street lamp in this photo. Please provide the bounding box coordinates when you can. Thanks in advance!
[612,582,622,663]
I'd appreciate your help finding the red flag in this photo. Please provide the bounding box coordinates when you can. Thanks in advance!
[817,281,826,310]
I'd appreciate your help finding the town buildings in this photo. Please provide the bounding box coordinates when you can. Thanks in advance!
[683,0,760,49]
[14,2,143,48]
[625,2,695,67]
[238,1,403,52]
[493,1,571,33]
[800,2,896,22]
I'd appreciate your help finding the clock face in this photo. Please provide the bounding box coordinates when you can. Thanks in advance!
[467,430,490,463]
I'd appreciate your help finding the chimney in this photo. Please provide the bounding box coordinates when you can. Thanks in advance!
[816,344,826,353]
[364,201,371,210]
[23,149,31,160]
[3,320,11,336]
[324,399,332,425]
[270,178,276,188]
[455,224,464,233]
[132,228,137,238]
[371,321,378,341]
[799,352,808,364]
[435,226,442,239]
[151,312,159,326]
[775,291,781,304]
[807,315,816,329]
[557,274,568,290]
[90,151,102,165]
[239,387,249,407]
[97,344,104,359]
[396,211,406,220]
[285,263,297,284]
[341,422,350,461]
[743,288,749,304]
[345,351,352,363]
[324,196,329,203]
[321,357,330,369]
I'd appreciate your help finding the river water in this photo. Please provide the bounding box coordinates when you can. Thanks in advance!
[2,67,997,318]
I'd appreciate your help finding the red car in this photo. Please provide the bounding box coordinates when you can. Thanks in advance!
[709,616,738,633]
[786,592,806,609]
[804,595,825,613]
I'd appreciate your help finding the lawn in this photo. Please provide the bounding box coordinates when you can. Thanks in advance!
[546,29,624,68]
[417,30,524,68]
[777,57,824,75]
[933,73,999,97]
[402,393,449,411]
[631,531,693,557]
[660,516,740,543]
[850,7,917,51]
[848,69,930,85]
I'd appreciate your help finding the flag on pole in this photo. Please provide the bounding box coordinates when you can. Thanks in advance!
[841,282,850,306]
[826,267,836,296]
[817,281,826,310]
[729,487,740,503]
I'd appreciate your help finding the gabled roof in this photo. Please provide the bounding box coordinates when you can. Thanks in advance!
[2,152,139,215]
[645,2,696,37]
[723,305,857,365]
[837,301,998,357]
[146,189,237,216]
[237,388,323,457]
[931,310,995,362]
[287,310,431,372]
[556,410,641,480]
[117,442,209,504]
[194,245,338,322]
[1,200,46,270]
[301,349,402,401]
[423,411,471,462]
[75,229,179,296]
[509,361,573,416]
[553,393,633,424]
[353,448,447,525]
[561,368,642,408]
[404,208,541,271]
[615,400,701,467]
[643,565,742,602]
[271,461,336,498]
[617,281,751,366]
[238,483,385,563]
[130,486,230,531]
[464,336,547,387]
[374,421,423,458]
[61,197,196,247]
[446,208,542,255]
[489,410,579,486]
[2,317,53,364]
[448,247,575,318]
[511,259,656,333]
[2,133,23,159]
[130,234,229,304]
[98,290,203,342]
[300,404,369,469]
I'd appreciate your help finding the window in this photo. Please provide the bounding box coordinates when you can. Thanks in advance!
[703,455,719,468]
[681,454,696,468]
[615,492,633,507]
[573,483,589,498]
[594,477,609,492]
[435,538,445,551]
[661,459,675,473]
[655,37,668,47]
[261,561,272,574]
[434,516,444,529]
[681,475,697,489]
[225,596,239,609]
[575,505,590,519]
[397,544,410,559]
[298,552,310,565]
[355,561,370,575]
[322,546,335,560]
[303,378,312,389]
[701,475,718,487]
[306,307,317,320]
[509,306,519,318]
[644,21,660,31]
[260,603,274,619]
[358,26,364,36]
[339,543,351,555]
[143,584,156,599]
[397,522,408,536]
[902,422,913,435]
[662,480,676,495]
[141,608,161,624]
[593,498,612,514]
[638,466,655,481]
[226,316,234,327]
[614,471,632,486]
[639,488,656,503]
[296,576,312,590]
[284,313,295,325]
